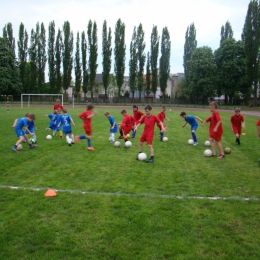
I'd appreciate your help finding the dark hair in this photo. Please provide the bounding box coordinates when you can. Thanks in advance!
[133,105,138,109]
[121,109,127,114]
[144,105,152,111]
[87,104,94,110]
[28,113,36,120]
[63,108,67,113]
[162,106,166,109]
[180,111,186,116]
[104,111,110,116]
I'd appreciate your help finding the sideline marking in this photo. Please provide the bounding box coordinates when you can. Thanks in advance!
[0,185,258,201]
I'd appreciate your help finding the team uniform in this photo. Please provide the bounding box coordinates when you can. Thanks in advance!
[230,114,244,135]
[184,115,198,131]
[205,116,213,137]
[24,120,37,142]
[46,114,57,131]
[54,104,64,111]
[55,113,63,138]
[79,110,92,136]
[121,115,135,138]
[132,110,144,138]
[210,110,223,142]
[257,119,260,126]
[107,115,118,142]
[15,117,29,137]
[139,114,161,145]
[60,114,74,145]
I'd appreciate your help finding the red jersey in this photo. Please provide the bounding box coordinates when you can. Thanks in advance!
[133,110,144,122]
[257,119,260,126]
[122,115,135,128]
[211,110,223,135]
[79,110,92,130]
[205,116,214,134]
[230,114,244,127]
[157,111,166,123]
[139,114,161,136]
[54,104,64,111]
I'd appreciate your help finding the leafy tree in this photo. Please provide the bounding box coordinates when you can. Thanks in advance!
[2,23,15,54]
[55,28,62,93]
[187,46,216,104]
[74,32,82,101]
[28,29,37,93]
[136,24,146,100]
[62,21,73,98]
[87,20,98,101]
[215,39,248,104]
[18,23,28,93]
[159,27,171,102]
[114,19,126,98]
[150,25,159,96]
[0,37,21,95]
[48,21,56,93]
[220,21,234,45]
[81,31,88,101]
[102,20,112,102]
[242,0,260,106]
[129,26,137,99]
[145,52,151,95]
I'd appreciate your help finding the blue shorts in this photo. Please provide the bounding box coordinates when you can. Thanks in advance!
[110,124,118,133]
[63,129,72,135]
[191,125,198,131]
[15,129,25,137]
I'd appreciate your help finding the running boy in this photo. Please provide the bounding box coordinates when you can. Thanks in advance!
[135,105,165,163]
[157,106,171,141]
[75,104,97,150]
[104,111,118,142]
[119,110,135,141]
[180,111,203,146]
[132,105,144,138]
[230,108,245,145]
[54,99,64,112]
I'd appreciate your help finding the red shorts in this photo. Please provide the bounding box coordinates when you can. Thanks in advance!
[157,123,166,130]
[122,126,132,135]
[84,126,91,136]
[210,132,222,142]
[232,126,241,135]
[140,133,153,145]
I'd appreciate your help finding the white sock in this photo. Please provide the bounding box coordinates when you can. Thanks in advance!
[66,135,71,144]
[33,135,37,142]
[111,133,115,142]
[71,134,74,143]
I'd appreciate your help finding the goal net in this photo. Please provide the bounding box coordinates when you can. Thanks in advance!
[21,94,63,108]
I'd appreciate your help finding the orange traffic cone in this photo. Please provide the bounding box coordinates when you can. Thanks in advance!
[44,189,57,197]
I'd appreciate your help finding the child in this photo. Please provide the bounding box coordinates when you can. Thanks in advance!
[56,108,64,139]
[119,110,135,142]
[132,105,144,138]
[45,110,58,135]
[205,102,224,159]
[180,111,203,145]
[74,104,97,150]
[54,99,64,112]
[104,111,118,142]
[135,105,165,163]
[11,113,36,152]
[157,106,171,141]
[230,108,245,145]
[58,108,75,146]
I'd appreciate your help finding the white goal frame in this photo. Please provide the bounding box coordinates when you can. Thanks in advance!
[21,94,63,108]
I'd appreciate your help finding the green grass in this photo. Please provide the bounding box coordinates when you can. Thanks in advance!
[0,105,260,259]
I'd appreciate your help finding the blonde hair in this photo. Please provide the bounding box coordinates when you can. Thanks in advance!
[209,102,218,109]
[235,108,241,112]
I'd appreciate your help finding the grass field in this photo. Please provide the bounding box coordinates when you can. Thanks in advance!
[1,105,260,260]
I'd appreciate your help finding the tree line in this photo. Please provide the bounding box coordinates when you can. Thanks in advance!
[0,19,171,102]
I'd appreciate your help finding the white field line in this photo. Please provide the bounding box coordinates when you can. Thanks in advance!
[0,185,259,201]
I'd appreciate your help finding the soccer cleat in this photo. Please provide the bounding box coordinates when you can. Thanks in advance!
[88,147,95,151]
[69,143,72,146]
[211,153,217,157]
[193,142,198,146]
[146,158,154,163]
[12,146,18,152]
[237,138,240,145]
[74,136,80,143]
[118,136,124,139]
[30,145,36,149]
[217,154,225,159]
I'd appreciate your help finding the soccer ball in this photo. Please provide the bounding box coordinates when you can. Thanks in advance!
[30,138,36,144]
[204,140,211,147]
[46,135,52,140]
[204,149,213,157]
[125,141,132,148]
[126,134,131,138]
[138,152,147,161]
[114,141,121,147]
[224,147,231,154]
[188,139,194,145]
[17,144,23,151]
[162,137,168,142]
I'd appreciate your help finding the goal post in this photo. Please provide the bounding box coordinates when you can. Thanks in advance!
[21,94,63,108]
[1,95,13,112]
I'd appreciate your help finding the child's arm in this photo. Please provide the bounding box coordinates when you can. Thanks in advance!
[165,116,171,122]
[24,126,34,136]
[12,118,18,128]
[230,121,234,132]
[87,111,97,119]
[214,121,222,132]
[202,116,211,126]
[182,122,187,128]
[70,118,75,126]
[195,116,203,123]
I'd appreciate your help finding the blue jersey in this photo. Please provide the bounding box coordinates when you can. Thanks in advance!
[185,115,198,130]
[15,117,28,137]
[25,120,35,134]
[55,114,63,131]
[48,114,57,130]
[108,116,118,133]
[61,114,72,134]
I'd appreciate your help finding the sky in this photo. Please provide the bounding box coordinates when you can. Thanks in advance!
[0,0,250,78]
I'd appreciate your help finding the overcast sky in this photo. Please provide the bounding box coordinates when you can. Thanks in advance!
[0,0,250,78]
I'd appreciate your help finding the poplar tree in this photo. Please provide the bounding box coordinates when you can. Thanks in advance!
[62,21,73,97]
[129,26,137,98]
[220,21,234,45]
[88,20,98,101]
[102,20,112,102]
[145,52,151,95]
[114,19,126,98]
[28,29,37,93]
[150,25,159,96]
[136,24,146,100]
[81,31,88,101]
[159,27,171,102]
[48,21,56,93]
[55,28,62,93]
[3,23,15,54]
[74,32,82,101]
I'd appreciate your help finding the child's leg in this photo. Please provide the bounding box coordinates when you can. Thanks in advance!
[71,133,74,143]
[191,131,197,143]
[216,141,224,155]
[66,134,72,145]
[111,132,115,142]
[210,138,216,155]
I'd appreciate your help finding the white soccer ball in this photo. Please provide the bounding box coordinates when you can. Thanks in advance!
[138,152,147,161]
[46,135,52,140]
[188,139,194,145]
[162,137,168,142]
[125,141,132,148]
[114,141,121,147]
[204,149,213,157]
[204,140,211,147]
[17,144,23,150]
[30,138,36,144]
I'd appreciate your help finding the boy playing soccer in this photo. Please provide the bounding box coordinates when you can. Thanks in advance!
[11,113,36,152]
[45,110,58,134]
[74,104,97,150]
[180,111,203,145]
[230,108,245,145]
[119,110,135,142]
[54,99,64,112]
[132,105,144,138]
[135,105,165,163]
[157,106,171,141]
[104,111,118,142]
